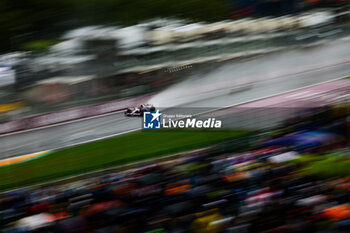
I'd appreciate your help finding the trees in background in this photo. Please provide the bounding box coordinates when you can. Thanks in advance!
[0,0,231,52]
[1,0,345,52]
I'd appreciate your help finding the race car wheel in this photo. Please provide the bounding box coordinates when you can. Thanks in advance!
[150,107,155,111]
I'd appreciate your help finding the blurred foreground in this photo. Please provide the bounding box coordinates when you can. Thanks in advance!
[0,1,349,232]
[0,98,349,232]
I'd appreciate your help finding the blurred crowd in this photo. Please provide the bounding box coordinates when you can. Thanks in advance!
[0,103,349,232]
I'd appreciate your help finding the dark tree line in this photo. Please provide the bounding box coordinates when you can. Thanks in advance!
[0,0,231,52]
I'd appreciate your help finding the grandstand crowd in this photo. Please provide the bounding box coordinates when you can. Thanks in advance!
[0,104,349,233]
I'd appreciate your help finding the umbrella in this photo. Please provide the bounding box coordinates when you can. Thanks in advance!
[293,131,338,149]
[268,151,299,163]
[16,213,55,231]
[323,204,350,221]
[262,130,338,149]
[81,201,124,216]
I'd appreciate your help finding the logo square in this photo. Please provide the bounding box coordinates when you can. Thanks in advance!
[143,111,162,129]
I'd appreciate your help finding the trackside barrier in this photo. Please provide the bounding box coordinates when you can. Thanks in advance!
[0,94,153,135]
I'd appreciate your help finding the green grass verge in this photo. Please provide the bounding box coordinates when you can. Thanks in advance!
[290,154,350,178]
[0,130,252,191]
[22,39,58,51]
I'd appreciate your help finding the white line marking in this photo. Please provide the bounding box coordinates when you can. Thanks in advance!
[191,75,350,117]
[50,128,140,151]
[52,74,350,151]
[0,109,126,137]
[1,75,349,193]
[2,74,350,153]
[1,52,349,137]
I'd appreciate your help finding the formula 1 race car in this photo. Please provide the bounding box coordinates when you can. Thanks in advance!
[124,104,156,116]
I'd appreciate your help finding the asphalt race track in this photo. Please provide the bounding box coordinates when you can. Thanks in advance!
[0,39,349,158]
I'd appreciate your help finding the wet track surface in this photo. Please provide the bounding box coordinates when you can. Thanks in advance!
[0,39,349,158]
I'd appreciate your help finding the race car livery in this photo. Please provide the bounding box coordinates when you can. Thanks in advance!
[124,104,156,116]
